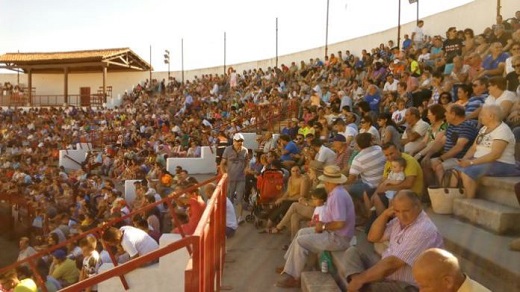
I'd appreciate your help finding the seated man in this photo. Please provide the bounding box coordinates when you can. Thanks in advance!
[49,249,80,287]
[278,134,300,168]
[370,143,423,216]
[421,104,478,186]
[276,165,355,288]
[344,190,444,292]
[311,139,337,166]
[413,248,491,291]
[401,107,430,156]
[102,225,159,261]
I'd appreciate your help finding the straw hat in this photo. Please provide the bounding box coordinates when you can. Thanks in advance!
[318,165,347,184]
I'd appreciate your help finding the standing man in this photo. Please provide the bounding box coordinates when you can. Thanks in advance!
[413,248,491,291]
[411,20,427,50]
[344,190,443,292]
[276,166,355,289]
[221,133,249,224]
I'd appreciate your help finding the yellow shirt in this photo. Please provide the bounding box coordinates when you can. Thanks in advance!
[383,153,424,196]
[51,258,80,285]
[14,279,37,292]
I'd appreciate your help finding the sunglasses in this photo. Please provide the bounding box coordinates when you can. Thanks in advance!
[234,139,244,142]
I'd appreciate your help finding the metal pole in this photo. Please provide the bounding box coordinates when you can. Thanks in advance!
[17,50,20,86]
[181,39,185,84]
[397,0,401,50]
[149,45,152,83]
[276,17,279,68]
[224,32,227,75]
[416,0,419,25]
[497,0,501,17]
[325,0,330,58]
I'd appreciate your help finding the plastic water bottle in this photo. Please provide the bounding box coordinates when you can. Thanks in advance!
[321,259,328,273]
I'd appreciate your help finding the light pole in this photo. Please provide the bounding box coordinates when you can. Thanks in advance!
[164,50,170,81]
[181,39,184,84]
[224,32,227,75]
[325,0,330,58]
[276,17,279,68]
[408,0,419,25]
[397,0,402,50]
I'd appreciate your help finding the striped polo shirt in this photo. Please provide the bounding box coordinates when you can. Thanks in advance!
[444,119,479,158]
[349,145,386,188]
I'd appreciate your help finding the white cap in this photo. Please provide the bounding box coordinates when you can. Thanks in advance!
[233,133,245,141]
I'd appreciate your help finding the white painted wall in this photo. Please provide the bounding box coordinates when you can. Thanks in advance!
[166,146,217,175]
[59,149,88,170]
[98,234,190,292]
[0,0,515,98]
[124,180,142,207]
[240,132,259,150]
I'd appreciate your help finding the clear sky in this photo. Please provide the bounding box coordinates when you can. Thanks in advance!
[1,0,473,72]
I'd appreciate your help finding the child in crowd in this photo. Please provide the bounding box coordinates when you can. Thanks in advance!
[382,158,407,202]
[79,235,102,292]
[308,188,327,227]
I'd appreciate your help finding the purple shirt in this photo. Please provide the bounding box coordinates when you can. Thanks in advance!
[322,185,355,239]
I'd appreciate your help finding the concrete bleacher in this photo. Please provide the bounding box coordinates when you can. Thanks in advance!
[166,146,217,175]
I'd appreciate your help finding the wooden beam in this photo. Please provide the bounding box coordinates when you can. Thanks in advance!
[102,66,107,103]
[64,67,69,104]
[106,60,144,70]
[28,69,32,105]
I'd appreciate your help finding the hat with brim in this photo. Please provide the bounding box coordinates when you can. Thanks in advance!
[318,165,347,184]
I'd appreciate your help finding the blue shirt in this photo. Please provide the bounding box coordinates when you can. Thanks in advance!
[444,119,479,158]
[482,52,510,71]
[465,93,488,118]
[281,141,299,161]
[364,92,381,112]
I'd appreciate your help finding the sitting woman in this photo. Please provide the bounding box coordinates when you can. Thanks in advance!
[263,166,310,233]
[454,104,520,198]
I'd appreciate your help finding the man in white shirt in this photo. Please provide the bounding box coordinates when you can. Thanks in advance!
[401,107,430,155]
[383,74,399,94]
[413,248,491,292]
[102,226,159,260]
[311,139,337,166]
[411,20,427,50]
[17,237,37,263]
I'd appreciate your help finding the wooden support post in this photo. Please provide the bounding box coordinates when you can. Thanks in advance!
[102,66,107,103]
[64,67,69,104]
[27,69,32,105]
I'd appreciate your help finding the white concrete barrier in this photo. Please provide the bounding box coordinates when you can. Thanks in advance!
[59,149,88,170]
[239,132,259,150]
[124,180,142,207]
[76,143,93,150]
[166,146,217,175]
[98,234,189,292]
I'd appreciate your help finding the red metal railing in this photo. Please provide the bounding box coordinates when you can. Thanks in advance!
[0,175,223,292]
[60,174,228,292]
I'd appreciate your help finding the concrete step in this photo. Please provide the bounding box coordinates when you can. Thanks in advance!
[428,209,520,292]
[478,176,520,209]
[453,198,520,234]
[301,271,340,292]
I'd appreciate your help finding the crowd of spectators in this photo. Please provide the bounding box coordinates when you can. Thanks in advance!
[2,11,520,292]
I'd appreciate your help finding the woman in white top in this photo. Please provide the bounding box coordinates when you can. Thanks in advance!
[359,115,381,145]
[454,104,520,198]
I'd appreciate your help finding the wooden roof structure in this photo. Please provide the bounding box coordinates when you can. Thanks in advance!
[0,48,151,73]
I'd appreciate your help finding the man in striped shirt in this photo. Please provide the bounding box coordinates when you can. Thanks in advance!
[344,190,444,292]
[345,132,386,197]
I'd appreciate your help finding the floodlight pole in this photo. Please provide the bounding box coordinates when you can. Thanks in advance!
[181,38,185,84]
[149,45,152,83]
[224,32,227,76]
[276,17,279,68]
[397,0,402,50]
[325,0,330,58]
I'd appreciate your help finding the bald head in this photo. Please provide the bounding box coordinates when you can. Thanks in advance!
[413,248,465,292]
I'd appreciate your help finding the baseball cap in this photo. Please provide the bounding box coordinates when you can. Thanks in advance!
[52,249,67,260]
[233,133,245,141]
[332,134,347,143]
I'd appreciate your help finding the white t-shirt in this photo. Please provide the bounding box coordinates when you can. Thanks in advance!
[226,198,238,230]
[392,109,407,124]
[315,145,337,166]
[312,205,326,224]
[413,26,425,42]
[360,126,381,145]
[120,226,159,258]
[383,79,398,92]
[474,122,516,164]
[485,90,518,112]
[402,119,430,154]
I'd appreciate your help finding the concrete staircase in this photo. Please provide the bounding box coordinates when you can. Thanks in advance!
[430,176,520,292]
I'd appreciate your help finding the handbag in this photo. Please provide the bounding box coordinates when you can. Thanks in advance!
[427,169,465,214]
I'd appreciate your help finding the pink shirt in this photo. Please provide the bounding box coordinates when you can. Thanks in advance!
[382,211,444,286]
